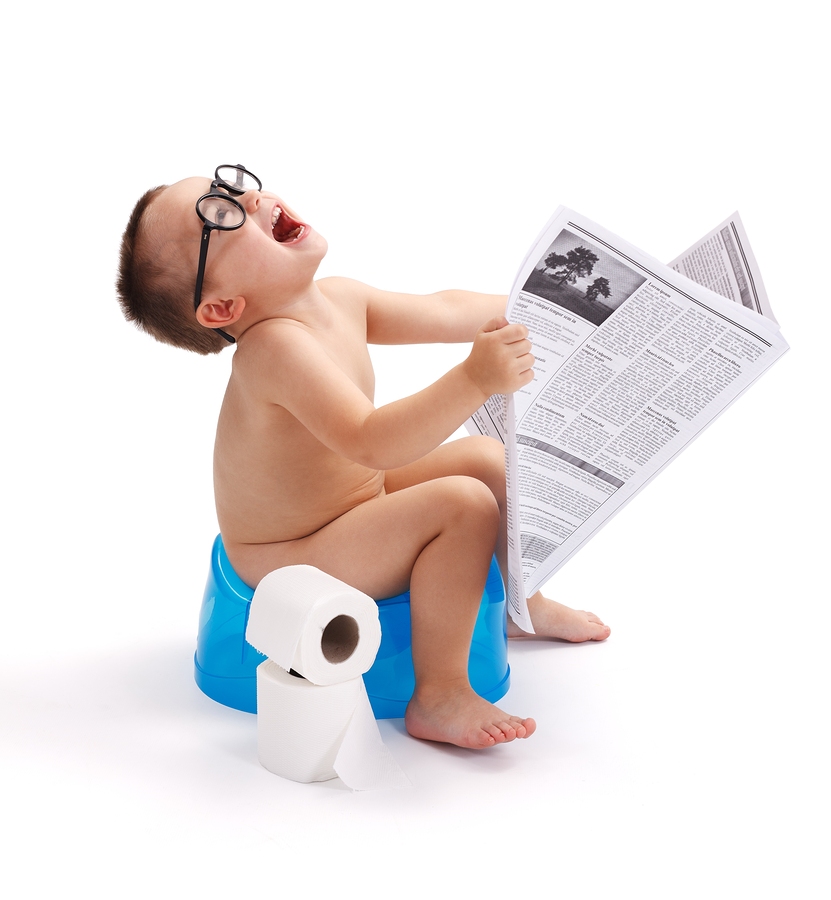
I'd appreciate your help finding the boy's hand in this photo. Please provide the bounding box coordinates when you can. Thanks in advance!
[462,316,535,397]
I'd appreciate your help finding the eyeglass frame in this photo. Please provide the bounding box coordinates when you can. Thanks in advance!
[193,164,263,344]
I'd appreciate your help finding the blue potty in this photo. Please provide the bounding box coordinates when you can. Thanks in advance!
[194,535,510,718]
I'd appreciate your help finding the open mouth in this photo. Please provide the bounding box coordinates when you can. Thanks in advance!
[271,206,305,243]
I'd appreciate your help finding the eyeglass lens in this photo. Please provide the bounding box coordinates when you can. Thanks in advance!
[216,165,260,192]
[196,196,246,228]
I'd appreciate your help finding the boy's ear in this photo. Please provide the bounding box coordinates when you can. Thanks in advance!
[195,296,246,330]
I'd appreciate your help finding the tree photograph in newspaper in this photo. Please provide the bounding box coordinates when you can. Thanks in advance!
[468,209,788,633]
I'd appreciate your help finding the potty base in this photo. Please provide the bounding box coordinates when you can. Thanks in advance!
[194,535,510,718]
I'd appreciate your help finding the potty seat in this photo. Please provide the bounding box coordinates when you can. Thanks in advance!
[194,535,510,718]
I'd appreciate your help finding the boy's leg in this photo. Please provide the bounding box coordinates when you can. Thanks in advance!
[384,435,610,642]
[226,475,535,749]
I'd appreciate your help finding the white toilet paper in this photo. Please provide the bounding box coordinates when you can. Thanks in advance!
[257,661,410,789]
[246,565,409,790]
[256,661,358,783]
[247,565,381,685]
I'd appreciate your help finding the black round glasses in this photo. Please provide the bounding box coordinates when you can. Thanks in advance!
[193,164,263,344]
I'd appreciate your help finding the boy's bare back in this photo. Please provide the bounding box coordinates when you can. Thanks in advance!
[214,278,386,550]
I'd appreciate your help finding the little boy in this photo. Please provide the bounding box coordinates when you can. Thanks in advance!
[117,164,610,751]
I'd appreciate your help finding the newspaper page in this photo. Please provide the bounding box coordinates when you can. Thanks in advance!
[467,208,788,632]
[669,212,777,324]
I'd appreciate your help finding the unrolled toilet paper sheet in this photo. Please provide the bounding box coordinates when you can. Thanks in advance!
[332,679,411,791]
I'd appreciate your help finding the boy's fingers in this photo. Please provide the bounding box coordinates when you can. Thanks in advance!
[506,323,529,340]
[479,318,531,344]
[479,315,509,333]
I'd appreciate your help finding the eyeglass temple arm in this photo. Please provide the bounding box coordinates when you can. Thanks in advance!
[194,228,236,344]
[193,229,211,312]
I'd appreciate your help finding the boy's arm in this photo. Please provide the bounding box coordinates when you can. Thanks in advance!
[245,318,533,471]
[319,277,507,344]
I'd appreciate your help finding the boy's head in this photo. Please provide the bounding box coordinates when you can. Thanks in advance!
[117,166,325,354]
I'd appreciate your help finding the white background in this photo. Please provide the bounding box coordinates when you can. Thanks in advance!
[2,2,828,897]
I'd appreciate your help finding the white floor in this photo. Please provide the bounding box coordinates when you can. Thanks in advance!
[2,3,828,897]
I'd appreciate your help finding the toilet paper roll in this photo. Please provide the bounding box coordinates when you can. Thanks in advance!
[257,660,410,790]
[246,565,381,685]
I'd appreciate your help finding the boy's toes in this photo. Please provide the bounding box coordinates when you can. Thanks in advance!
[516,716,536,738]
[483,721,516,743]
[478,726,500,746]
[405,689,537,750]
[490,723,511,743]
[585,612,611,640]
[509,716,528,739]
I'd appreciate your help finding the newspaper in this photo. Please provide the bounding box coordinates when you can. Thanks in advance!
[467,209,788,632]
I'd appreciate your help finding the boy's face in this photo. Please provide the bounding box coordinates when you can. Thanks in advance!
[155,175,328,311]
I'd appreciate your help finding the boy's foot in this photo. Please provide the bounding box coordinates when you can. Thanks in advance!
[405,685,536,749]
[507,593,611,642]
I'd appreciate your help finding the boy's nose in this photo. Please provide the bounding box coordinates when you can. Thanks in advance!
[239,189,261,214]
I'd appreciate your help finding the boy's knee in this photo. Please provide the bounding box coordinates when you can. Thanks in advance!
[463,435,506,497]
[478,435,506,475]
[441,475,500,526]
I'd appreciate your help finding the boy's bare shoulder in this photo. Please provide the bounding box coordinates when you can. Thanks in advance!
[316,275,372,307]
[231,319,319,395]
[237,316,308,355]
[316,275,367,292]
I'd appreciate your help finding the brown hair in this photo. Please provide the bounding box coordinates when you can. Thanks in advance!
[116,186,227,356]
